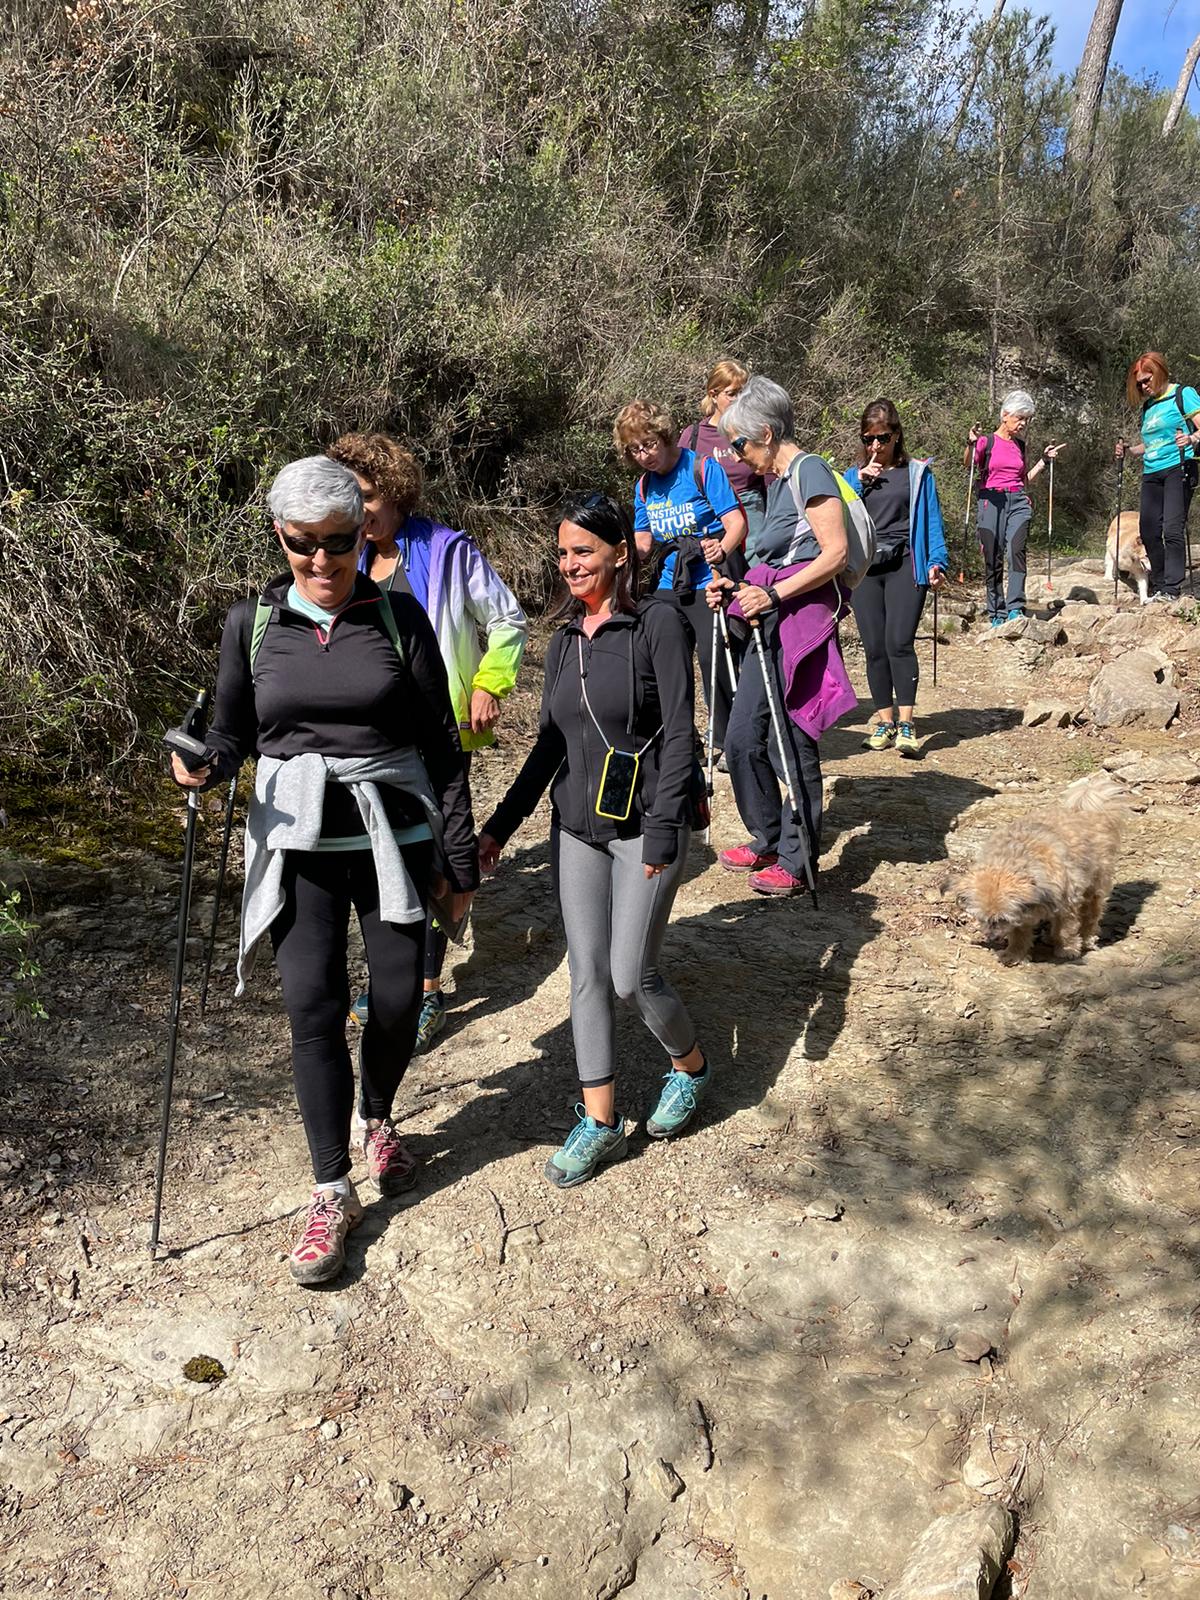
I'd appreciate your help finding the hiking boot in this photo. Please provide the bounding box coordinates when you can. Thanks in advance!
[288,1186,364,1286]
[719,844,779,873]
[749,862,805,897]
[862,721,897,751]
[349,992,369,1028]
[363,1118,418,1196]
[895,721,920,758]
[414,991,446,1053]
[645,1059,711,1139]
[544,1107,628,1189]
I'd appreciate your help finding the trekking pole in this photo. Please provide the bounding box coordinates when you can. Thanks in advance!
[932,587,939,687]
[743,600,818,909]
[717,605,740,697]
[151,689,212,1255]
[703,607,720,835]
[1113,444,1126,608]
[960,435,977,584]
[1046,454,1055,593]
[198,776,237,1017]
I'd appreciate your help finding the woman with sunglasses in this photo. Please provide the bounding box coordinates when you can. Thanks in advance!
[842,399,947,757]
[327,432,527,1050]
[614,398,746,754]
[478,494,708,1188]
[169,456,477,1285]
[1116,352,1200,602]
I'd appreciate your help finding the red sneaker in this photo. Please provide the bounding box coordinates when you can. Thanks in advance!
[364,1119,418,1196]
[749,862,805,897]
[289,1187,364,1285]
[719,845,779,873]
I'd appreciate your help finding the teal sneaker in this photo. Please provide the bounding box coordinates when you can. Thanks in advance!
[349,992,369,1027]
[1006,607,1024,622]
[645,1060,711,1139]
[544,1107,628,1189]
[414,991,447,1053]
[989,615,1004,629]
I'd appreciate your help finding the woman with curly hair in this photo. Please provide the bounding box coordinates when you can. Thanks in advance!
[328,432,527,1050]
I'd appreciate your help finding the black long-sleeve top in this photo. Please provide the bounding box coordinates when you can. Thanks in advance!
[203,573,478,891]
[483,599,695,865]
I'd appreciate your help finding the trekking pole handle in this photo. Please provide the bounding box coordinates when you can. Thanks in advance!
[164,689,212,773]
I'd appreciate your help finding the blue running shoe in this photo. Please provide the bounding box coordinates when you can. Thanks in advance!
[645,1060,710,1139]
[544,1107,628,1189]
[414,991,447,1053]
[989,615,1004,629]
[349,992,369,1027]
[1006,607,1024,622]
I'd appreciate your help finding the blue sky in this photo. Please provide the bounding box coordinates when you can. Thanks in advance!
[1039,0,1199,104]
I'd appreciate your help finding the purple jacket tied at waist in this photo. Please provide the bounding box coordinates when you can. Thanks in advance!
[729,564,856,740]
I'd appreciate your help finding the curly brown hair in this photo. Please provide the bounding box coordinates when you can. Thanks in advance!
[327,433,424,518]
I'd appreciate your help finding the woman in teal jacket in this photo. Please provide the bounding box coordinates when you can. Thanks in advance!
[843,398,947,758]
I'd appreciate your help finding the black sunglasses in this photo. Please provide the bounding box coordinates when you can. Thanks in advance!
[861,431,893,446]
[730,435,752,457]
[279,528,360,558]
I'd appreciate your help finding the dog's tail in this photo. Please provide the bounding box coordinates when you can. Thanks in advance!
[1061,772,1132,813]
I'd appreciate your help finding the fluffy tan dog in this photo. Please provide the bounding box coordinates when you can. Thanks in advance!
[1104,510,1150,604]
[958,775,1126,965]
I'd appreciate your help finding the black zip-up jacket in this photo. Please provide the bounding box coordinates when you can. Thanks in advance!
[203,573,478,891]
[483,599,694,865]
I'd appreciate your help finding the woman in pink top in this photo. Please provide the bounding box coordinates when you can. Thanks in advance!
[964,390,1062,625]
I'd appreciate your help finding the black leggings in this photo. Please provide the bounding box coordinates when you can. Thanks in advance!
[1140,464,1195,597]
[270,844,432,1183]
[850,550,928,711]
[424,756,472,984]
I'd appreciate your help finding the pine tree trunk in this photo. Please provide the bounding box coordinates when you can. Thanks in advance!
[1066,0,1124,167]
[946,0,1007,148]
[1162,32,1200,136]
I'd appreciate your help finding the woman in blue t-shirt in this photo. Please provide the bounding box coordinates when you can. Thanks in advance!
[614,399,747,750]
[1116,351,1200,601]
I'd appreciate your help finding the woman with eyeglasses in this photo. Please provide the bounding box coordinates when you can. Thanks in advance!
[478,494,709,1188]
[963,390,1061,626]
[327,432,527,1051]
[169,457,478,1285]
[614,398,747,754]
[843,399,947,758]
[1116,352,1200,602]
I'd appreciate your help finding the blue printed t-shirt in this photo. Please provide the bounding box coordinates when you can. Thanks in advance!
[1141,384,1200,475]
[633,448,739,590]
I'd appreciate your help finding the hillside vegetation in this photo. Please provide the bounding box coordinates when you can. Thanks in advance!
[1,0,1198,791]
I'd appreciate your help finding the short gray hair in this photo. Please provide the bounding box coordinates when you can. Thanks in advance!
[999,389,1036,420]
[268,456,363,528]
[719,375,795,446]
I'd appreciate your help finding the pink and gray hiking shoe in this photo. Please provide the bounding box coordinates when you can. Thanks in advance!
[718,845,779,874]
[748,862,806,897]
[363,1118,418,1196]
[289,1186,364,1286]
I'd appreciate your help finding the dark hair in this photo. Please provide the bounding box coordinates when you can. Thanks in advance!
[856,397,909,468]
[550,493,640,620]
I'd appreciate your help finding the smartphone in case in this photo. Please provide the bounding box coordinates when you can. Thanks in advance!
[595,748,641,821]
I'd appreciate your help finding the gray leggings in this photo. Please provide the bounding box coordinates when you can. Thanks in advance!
[551,826,696,1088]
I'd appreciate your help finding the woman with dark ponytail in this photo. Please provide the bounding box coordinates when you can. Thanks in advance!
[843,398,948,758]
[478,495,710,1188]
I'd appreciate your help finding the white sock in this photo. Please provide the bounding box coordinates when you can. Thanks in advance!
[315,1176,352,1198]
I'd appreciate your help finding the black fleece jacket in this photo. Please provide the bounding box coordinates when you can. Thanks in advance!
[483,599,694,865]
[203,573,478,891]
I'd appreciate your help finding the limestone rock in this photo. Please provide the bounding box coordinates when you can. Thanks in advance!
[1022,617,1066,646]
[829,1582,876,1599]
[1087,652,1179,729]
[1054,601,1103,644]
[653,1457,685,1501]
[1103,753,1200,787]
[806,1196,845,1221]
[952,1330,994,1363]
[1012,641,1046,671]
[888,1504,1016,1600]
[961,1431,1022,1495]
[1021,701,1073,729]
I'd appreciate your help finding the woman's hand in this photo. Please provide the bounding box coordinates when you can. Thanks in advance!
[968,425,981,445]
[477,833,502,877]
[469,689,502,735]
[700,536,725,566]
[1043,442,1065,461]
[705,574,735,611]
[643,862,668,880]
[431,873,475,921]
[171,753,209,788]
[735,583,773,621]
[928,565,946,590]
[860,460,884,484]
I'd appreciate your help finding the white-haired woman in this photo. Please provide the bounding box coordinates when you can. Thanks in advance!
[707,376,856,898]
[169,457,477,1286]
[964,390,1063,626]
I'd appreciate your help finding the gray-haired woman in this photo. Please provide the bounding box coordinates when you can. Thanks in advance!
[964,389,1063,625]
[169,456,477,1285]
[707,377,852,897]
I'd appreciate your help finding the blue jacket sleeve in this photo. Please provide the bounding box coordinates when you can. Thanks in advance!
[922,468,948,575]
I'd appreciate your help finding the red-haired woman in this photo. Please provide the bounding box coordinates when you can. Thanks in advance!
[1116,352,1200,601]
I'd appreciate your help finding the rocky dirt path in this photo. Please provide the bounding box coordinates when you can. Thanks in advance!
[2,572,1199,1599]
